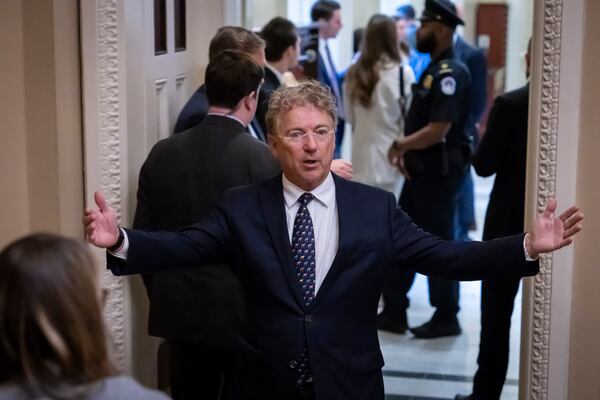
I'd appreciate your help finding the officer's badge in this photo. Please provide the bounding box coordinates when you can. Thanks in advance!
[440,76,456,95]
[423,74,433,89]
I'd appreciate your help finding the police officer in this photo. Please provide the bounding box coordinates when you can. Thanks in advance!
[378,0,472,339]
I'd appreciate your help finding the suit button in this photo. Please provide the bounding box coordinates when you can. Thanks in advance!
[305,314,314,323]
[289,360,297,369]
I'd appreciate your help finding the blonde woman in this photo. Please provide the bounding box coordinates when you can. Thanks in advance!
[345,14,415,198]
[0,234,169,400]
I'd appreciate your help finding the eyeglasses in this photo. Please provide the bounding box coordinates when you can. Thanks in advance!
[282,128,334,143]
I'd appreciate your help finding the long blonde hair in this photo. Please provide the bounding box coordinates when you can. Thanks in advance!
[346,14,402,108]
[0,234,115,398]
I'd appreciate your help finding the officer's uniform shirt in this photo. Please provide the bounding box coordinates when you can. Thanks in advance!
[405,47,471,149]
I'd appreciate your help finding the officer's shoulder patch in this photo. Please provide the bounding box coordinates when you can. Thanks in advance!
[440,76,456,95]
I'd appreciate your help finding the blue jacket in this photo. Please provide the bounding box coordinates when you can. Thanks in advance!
[453,36,488,145]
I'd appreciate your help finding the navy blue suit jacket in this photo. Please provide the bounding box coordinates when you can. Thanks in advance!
[454,36,487,145]
[473,84,529,240]
[109,174,538,399]
[317,53,344,120]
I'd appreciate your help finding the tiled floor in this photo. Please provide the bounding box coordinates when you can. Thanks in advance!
[381,172,522,400]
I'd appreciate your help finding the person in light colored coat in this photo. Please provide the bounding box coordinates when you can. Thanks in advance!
[345,14,415,198]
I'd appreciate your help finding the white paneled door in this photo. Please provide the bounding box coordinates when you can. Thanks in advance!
[81,0,223,387]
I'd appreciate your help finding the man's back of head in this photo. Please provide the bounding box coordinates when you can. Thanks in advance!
[311,0,343,39]
[310,0,341,22]
[205,50,264,110]
[260,17,297,64]
[208,26,266,65]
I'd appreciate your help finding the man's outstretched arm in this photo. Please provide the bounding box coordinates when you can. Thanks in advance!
[83,191,231,275]
[392,197,583,280]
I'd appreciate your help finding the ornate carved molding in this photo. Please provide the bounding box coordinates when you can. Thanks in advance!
[96,0,127,372]
[529,0,562,398]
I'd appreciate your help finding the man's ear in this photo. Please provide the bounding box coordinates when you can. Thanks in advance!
[268,135,278,156]
[243,90,258,110]
[284,44,295,62]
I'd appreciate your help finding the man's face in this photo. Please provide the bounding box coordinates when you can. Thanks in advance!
[395,18,408,42]
[320,9,343,39]
[287,36,301,70]
[416,21,437,54]
[269,105,335,191]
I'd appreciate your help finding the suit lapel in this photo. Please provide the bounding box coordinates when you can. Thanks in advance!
[311,175,355,308]
[258,176,308,310]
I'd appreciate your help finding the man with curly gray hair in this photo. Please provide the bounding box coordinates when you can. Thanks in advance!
[85,79,581,400]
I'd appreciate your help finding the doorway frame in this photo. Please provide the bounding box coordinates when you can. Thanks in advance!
[520,0,581,399]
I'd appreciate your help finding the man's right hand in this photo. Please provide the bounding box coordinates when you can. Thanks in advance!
[83,191,120,248]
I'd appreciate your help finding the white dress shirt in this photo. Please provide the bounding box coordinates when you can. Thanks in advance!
[282,172,339,295]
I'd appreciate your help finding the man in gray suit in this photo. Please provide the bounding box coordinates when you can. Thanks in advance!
[134,50,279,399]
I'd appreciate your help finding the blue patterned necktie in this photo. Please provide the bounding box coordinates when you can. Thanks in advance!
[292,192,316,385]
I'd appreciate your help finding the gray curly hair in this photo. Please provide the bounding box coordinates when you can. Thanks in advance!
[266,80,338,137]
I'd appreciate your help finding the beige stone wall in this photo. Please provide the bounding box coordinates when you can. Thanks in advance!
[0,0,83,248]
[0,0,30,247]
[249,0,287,29]
[568,0,600,398]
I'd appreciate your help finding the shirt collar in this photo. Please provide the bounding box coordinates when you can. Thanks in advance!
[206,112,246,128]
[282,172,335,209]
[265,63,284,85]
[318,38,329,54]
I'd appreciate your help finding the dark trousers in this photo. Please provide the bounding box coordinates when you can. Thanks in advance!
[168,340,233,400]
[472,278,521,400]
[383,173,463,321]
[455,169,476,241]
[296,382,315,400]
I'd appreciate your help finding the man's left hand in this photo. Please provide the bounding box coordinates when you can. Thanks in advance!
[525,198,584,259]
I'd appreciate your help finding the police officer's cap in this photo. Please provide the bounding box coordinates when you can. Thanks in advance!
[419,0,465,28]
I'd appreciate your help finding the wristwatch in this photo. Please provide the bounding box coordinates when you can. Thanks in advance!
[107,227,124,252]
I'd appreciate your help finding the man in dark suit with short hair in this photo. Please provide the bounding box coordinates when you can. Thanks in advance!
[255,17,301,136]
[134,50,279,399]
[85,78,583,399]
[453,34,488,240]
[311,0,346,158]
[447,2,488,241]
[174,26,268,142]
[455,41,532,400]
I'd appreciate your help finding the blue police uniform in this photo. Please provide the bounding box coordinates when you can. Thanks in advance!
[380,0,473,337]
